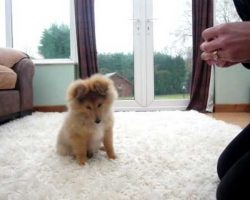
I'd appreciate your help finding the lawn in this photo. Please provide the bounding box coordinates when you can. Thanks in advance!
[155,94,190,100]
[118,94,190,100]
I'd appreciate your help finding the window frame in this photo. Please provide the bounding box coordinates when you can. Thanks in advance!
[144,0,190,110]
[113,0,189,111]
[4,0,77,64]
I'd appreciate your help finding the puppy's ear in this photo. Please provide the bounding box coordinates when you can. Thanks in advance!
[93,80,109,96]
[67,80,89,102]
[74,83,88,102]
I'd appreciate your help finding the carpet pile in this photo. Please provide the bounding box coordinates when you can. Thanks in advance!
[0,111,241,200]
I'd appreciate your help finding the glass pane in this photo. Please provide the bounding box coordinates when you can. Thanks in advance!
[0,0,5,47]
[215,0,241,24]
[95,0,134,100]
[153,0,192,100]
[12,0,70,59]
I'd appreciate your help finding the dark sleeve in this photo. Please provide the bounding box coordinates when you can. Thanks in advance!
[242,63,250,69]
[233,0,250,21]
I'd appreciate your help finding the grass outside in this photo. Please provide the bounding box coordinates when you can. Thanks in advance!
[155,93,190,100]
[118,94,190,100]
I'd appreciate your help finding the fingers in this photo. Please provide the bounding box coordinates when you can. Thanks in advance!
[200,39,221,52]
[201,51,223,61]
[201,51,223,66]
[200,52,217,65]
[201,51,238,67]
[202,26,220,41]
[200,23,242,67]
[200,25,224,66]
[200,25,222,52]
[201,52,215,61]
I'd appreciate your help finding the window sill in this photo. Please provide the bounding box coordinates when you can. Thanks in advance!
[32,59,77,66]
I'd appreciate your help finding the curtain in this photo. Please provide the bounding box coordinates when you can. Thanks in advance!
[186,0,214,112]
[74,0,98,78]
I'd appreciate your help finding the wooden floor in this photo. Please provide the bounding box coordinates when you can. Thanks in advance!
[207,112,250,128]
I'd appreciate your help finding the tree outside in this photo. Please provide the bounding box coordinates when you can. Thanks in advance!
[39,24,70,59]
[153,0,192,99]
[97,52,187,97]
[215,0,241,24]
[154,53,186,95]
[98,53,134,84]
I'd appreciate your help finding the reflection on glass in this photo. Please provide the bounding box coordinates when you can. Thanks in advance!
[12,0,70,59]
[153,0,192,100]
[95,0,134,100]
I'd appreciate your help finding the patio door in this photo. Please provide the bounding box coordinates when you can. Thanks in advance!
[95,0,192,111]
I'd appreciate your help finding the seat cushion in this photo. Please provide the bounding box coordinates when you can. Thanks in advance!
[0,48,28,68]
[0,90,20,116]
[0,65,17,89]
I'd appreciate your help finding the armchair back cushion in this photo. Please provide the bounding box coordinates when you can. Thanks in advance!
[0,48,28,68]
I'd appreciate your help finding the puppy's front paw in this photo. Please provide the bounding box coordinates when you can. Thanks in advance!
[78,159,85,165]
[108,153,117,160]
[76,155,86,166]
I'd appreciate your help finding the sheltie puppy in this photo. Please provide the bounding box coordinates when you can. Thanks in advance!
[56,74,118,165]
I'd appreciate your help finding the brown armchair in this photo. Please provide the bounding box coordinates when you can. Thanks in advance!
[0,48,35,124]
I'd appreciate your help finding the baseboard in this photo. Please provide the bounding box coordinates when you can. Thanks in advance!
[214,104,250,112]
[34,105,66,112]
[34,104,250,113]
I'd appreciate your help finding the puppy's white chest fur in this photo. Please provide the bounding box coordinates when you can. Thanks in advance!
[89,124,104,152]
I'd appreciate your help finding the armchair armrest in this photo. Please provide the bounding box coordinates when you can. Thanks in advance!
[12,58,35,113]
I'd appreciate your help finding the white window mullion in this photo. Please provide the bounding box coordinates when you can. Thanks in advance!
[114,0,146,111]
[145,0,154,106]
[5,0,13,47]
[144,0,190,110]
[70,0,77,63]
[133,0,147,107]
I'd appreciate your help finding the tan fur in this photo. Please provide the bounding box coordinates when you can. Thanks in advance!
[56,74,118,165]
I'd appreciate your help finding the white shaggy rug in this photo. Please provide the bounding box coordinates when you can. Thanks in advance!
[0,111,242,200]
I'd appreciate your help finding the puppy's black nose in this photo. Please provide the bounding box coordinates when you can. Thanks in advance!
[95,119,101,124]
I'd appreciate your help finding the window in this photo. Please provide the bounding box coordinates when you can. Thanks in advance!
[95,0,192,110]
[215,0,241,24]
[3,0,192,110]
[153,0,192,100]
[7,0,71,60]
[95,0,134,100]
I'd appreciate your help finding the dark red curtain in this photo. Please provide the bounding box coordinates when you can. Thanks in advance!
[187,0,214,112]
[74,0,98,78]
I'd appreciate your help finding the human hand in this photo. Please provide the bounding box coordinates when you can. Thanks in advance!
[200,22,250,67]
[200,51,238,67]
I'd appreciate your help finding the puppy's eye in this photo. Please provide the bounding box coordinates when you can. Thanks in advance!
[97,103,102,108]
[78,98,84,103]
[86,106,92,110]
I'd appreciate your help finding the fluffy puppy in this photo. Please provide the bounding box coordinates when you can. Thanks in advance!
[56,74,118,165]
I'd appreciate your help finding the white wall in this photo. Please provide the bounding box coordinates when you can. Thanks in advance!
[32,63,250,107]
[215,64,250,104]
[33,64,75,106]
